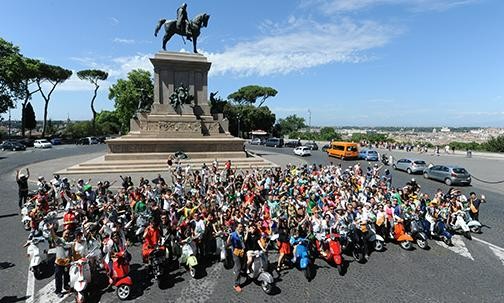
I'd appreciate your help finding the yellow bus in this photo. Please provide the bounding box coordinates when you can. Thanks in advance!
[326,141,359,160]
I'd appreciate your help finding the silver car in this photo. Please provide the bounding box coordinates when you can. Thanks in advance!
[393,158,427,174]
[423,165,471,186]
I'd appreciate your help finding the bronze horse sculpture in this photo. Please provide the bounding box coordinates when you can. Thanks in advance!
[154,13,210,53]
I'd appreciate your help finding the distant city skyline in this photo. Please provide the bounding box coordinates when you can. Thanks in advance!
[0,0,502,126]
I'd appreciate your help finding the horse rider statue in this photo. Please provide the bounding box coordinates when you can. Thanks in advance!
[177,3,192,41]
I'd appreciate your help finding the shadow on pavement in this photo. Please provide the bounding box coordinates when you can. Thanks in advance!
[0,213,18,219]
[0,296,30,303]
[0,262,15,270]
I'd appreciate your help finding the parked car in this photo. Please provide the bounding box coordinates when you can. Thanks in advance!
[265,137,284,148]
[304,142,319,150]
[1,141,26,151]
[285,140,302,148]
[392,158,427,174]
[423,165,471,186]
[50,137,62,145]
[249,138,261,145]
[359,148,379,161]
[321,144,330,152]
[76,138,90,145]
[34,139,52,149]
[18,138,34,147]
[293,146,312,157]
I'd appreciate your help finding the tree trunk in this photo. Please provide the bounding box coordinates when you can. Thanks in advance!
[21,101,27,137]
[42,100,49,138]
[91,85,98,134]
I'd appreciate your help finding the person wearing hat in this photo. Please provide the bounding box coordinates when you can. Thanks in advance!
[16,168,30,209]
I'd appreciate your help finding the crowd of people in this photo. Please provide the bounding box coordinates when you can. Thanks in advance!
[17,157,486,297]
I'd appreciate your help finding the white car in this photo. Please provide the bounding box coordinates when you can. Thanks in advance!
[294,146,311,157]
[34,139,52,148]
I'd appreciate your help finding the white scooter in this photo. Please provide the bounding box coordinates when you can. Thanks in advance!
[180,238,198,278]
[69,248,98,303]
[21,202,34,230]
[464,208,482,234]
[215,231,233,269]
[449,210,472,240]
[366,223,385,252]
[248,234,277,294]
[25,236,50,279]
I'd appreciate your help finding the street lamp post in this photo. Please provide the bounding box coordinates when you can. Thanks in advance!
[237,113,241,138]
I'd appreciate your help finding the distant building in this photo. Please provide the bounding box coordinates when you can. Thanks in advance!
[440,127,450,133]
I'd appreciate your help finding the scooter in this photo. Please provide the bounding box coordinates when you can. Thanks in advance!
[381,154,390,166]
[366,223,385,252]
[393,218,414,250]
[148,243,167,287]
[25,236,50,279]
[215,231,233,269]
[316,232,344,275]
[69,251,94,303]
[404,213,429,250]
[290,236,313,281]
[248,234,277,294]
[339,223,366,263]
[21,202,34,231]
[464,208,482,234]
[104,250,133,301]
[179,238,199,278]
[449,210,472,240]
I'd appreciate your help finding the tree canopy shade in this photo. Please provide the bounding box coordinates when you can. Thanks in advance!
[77,69,108,132]
[0,38,25,114]
[223,104,276,137]
[35,63,72,137]
[227,85,278,107]
[108,69,153,133]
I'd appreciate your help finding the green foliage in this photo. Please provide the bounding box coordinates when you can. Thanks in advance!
[64,121,94,138]
[227,85,278,107]
[351,133,390,143]
[319,127,342,141]
[0,38,25,113]
[23,102,36,134]
[483,135,504,153]
[96,110,121,135]
[108,69,153,133]
[448,141,482,152]
[277,115,306,136]
[223,104,276,137]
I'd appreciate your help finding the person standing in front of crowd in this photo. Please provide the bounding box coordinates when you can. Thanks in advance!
[54,230,72,298]
[468,192,486,221]
[228,223,245,293]
[16,168,30,209]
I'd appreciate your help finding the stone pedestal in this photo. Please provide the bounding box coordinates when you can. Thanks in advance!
[108,52,243,154]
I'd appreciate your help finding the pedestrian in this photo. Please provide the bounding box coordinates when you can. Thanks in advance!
[54,230,72,298]
[16,168,30,209]
[468,192,486,221]
[227,223,245,293]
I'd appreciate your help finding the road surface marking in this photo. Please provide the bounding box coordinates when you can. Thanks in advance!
[473,236,504,252]
[436,235,474,261]
[25,269,35,303]
[31,279,69,303]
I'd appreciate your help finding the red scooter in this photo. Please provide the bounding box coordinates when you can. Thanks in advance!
[316,233,344,275]
[104,250,133,301]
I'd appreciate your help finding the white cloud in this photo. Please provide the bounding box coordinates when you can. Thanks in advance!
[303,0,478,13]
[109,17,120,25]
[113,38,136,44]
[38,73,111,92]
[204,18,399,77]
[70,54,153,81]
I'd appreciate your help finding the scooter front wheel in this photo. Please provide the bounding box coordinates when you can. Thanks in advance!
[400,241,412,250]
[469,226,481,234]
[116,284,131,300]
[261,280,273,294]
[353,250,365,263]
[416,239,428,250]
[374,240,384,252]
[303,266,312,281]
[464,231,472,240]
[443,237,453,246]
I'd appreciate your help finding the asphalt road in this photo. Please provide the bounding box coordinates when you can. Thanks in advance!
[1,144,503,303]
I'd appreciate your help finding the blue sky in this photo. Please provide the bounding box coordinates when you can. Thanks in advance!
[0,0,503,127]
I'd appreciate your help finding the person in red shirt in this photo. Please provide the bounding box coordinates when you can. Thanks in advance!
[142,218,161,263]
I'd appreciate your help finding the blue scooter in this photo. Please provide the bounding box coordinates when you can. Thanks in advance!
[290,236,313,281]
[433,219,453,246]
